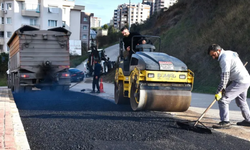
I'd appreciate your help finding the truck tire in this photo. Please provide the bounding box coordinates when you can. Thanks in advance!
[14,74,24,93]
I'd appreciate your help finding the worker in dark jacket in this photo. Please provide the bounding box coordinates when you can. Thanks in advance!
[91,59,102,93]
[120,26,141,59]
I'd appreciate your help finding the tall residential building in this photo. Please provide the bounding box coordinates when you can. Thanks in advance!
[0,0,84,53]
[113,3,150,30]
[154,0,178,12]
[142,0,155,16]
[113,9,118,28]
[90,16,101,28]
[80,12,93,50]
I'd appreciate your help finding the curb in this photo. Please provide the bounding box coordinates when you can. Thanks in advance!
[8,89,31,150]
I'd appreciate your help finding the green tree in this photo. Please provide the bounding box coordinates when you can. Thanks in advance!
[103,24,108,30]
[0,53,8,74]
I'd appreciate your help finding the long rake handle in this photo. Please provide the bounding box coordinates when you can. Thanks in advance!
[194,99,217,126]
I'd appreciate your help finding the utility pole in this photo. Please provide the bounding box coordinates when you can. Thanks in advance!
[128,0,131,31]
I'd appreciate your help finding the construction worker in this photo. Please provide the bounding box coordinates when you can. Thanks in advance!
[120,26,141,59]
[90,59,102,93]
[207,44,250,129]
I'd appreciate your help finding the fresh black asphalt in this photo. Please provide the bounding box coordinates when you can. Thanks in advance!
[13,90,250,150]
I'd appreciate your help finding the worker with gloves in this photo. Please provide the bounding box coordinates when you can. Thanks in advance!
[208,44,250,129]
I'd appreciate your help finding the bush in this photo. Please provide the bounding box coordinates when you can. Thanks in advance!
[0,53,8,86]
[0,75,7,86]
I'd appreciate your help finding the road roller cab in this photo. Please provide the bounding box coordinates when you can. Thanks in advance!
[114,35,194,112]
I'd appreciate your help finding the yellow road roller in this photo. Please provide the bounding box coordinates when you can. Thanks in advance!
[114,35,194,111]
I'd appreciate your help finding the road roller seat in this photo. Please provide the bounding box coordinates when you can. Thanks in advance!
[135,44,155,52]
[129,54,146,75]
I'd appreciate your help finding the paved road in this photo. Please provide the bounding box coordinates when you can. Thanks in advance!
[70,78,250,142]
[13,88,250,150]
[73,43,250,142]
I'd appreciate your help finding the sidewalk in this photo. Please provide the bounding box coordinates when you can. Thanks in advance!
[0,87,30,150]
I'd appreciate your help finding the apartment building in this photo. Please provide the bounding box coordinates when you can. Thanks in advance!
[80,12,93,50]
[142,0,155,16]
[90,16,101,28]
[154,0,178,12]
[113,9,118,28]
[113,3,150,30]
[0,0,84,53]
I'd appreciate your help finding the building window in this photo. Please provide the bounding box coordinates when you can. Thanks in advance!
[6,3,11,10]
[82,35,87,39]
[62,21,66,27]
[83,26,87,30]
[30,18,37,26]
[0,31,4,38]
[48,20,57,27]
[1,3,4,10]
[83,17,87,21]
[7,31,12,38]
[6,17,11,24]
[1,17,4,24]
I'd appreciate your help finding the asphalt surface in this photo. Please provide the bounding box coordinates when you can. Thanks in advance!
[13,90,250,150]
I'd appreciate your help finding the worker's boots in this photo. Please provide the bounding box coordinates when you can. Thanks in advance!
[212,121,230,129]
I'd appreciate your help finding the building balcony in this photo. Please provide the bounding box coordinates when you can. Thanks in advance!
[62,0,75,7]
[73,5,85,11]
[21,3,40,17]
[22,10,40,17]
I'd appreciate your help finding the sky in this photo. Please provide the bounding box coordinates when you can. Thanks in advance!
[75,0,143,26]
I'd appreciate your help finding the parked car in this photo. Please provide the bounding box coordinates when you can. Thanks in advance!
[69,68,84,82]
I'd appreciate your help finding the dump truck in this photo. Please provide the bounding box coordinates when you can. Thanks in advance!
[114,35,194,111]
[7,25,71,92]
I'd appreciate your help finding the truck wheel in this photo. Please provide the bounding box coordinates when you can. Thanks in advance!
[114,81,129,104]
[14,74,24,93]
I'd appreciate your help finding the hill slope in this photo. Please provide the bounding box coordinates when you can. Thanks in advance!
[136,0,250,94]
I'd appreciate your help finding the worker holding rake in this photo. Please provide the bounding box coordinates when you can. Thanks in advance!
[208,44,250,129]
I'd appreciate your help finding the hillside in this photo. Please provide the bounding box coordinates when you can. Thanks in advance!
[133,0,250,94]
